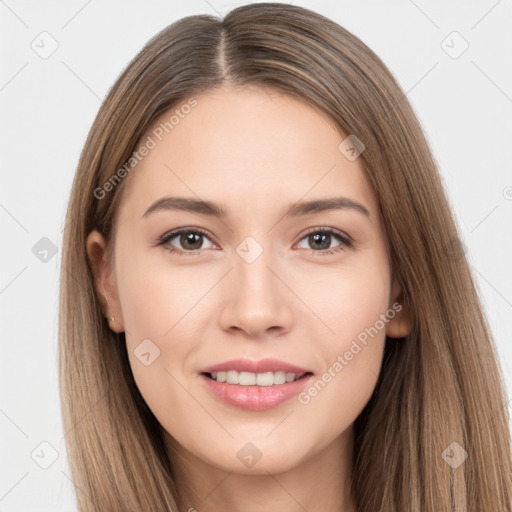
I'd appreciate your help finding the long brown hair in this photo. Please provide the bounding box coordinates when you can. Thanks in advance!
[59,3,512,510]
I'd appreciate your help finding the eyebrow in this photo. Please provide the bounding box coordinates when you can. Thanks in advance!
[142,196,371,219]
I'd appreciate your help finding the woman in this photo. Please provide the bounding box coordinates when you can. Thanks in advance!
[59,3,512,510]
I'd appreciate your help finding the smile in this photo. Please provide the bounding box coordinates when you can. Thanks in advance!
[205,370,310,386]
[200,372,313,411]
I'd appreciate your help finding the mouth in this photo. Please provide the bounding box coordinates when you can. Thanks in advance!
[201,370,313,386]
[198,358,315,410]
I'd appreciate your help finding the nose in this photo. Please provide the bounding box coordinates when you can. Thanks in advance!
[218,244,294,339]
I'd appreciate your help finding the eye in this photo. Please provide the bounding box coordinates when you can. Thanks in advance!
[157,226,353,256]
[296,227,353,255]
[157,227,216,255]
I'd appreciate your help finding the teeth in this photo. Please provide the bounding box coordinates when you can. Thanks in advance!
[209,370,304,386]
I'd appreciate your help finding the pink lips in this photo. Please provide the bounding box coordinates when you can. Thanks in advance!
[199,358,313,411]
[200,358,311,375]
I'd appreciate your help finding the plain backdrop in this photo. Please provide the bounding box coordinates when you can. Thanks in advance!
[1,0,511,510]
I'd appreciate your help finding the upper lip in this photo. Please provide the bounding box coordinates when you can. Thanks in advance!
[200,358,312,375]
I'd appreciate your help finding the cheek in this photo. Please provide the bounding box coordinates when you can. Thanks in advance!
[115,243,209,344]
[295,312,388,446]
[296,338,385,448]
[113,246,208,414]
[303,254,391,347]
[294,254,390,427]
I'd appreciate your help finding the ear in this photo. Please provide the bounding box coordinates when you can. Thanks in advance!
[86,230,124,333]
[385,277,412,339]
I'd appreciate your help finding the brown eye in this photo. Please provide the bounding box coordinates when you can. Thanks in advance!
[308,232,333,250]
[158,228,215,255]
[178,232,203,250]
[297,228,352,255]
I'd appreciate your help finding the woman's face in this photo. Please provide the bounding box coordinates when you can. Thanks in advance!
[88,85,409,476]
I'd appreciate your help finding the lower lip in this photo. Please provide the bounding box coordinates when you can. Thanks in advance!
[200,373,313,411]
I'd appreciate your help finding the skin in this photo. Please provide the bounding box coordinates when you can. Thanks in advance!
[87,85,412,512]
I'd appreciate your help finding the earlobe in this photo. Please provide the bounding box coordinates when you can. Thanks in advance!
[85,230,125,332]
[386,278,413,339]
[386,311,412,338]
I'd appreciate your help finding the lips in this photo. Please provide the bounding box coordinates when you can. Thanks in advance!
[200,358,311,375]
[199,358,314,410]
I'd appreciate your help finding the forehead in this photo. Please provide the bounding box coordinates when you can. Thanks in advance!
[117,86,378,222]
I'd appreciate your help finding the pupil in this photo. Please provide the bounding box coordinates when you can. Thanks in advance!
[311,233,330,250]
[181,233,202,250]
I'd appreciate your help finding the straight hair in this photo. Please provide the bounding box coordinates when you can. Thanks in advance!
[59,3,512,510]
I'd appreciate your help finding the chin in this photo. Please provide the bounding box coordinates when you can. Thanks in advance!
[203,437,308,475]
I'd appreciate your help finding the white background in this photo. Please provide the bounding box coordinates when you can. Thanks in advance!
[1,0,511,510]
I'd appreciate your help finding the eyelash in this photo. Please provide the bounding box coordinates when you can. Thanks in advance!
[156,227,353,256]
